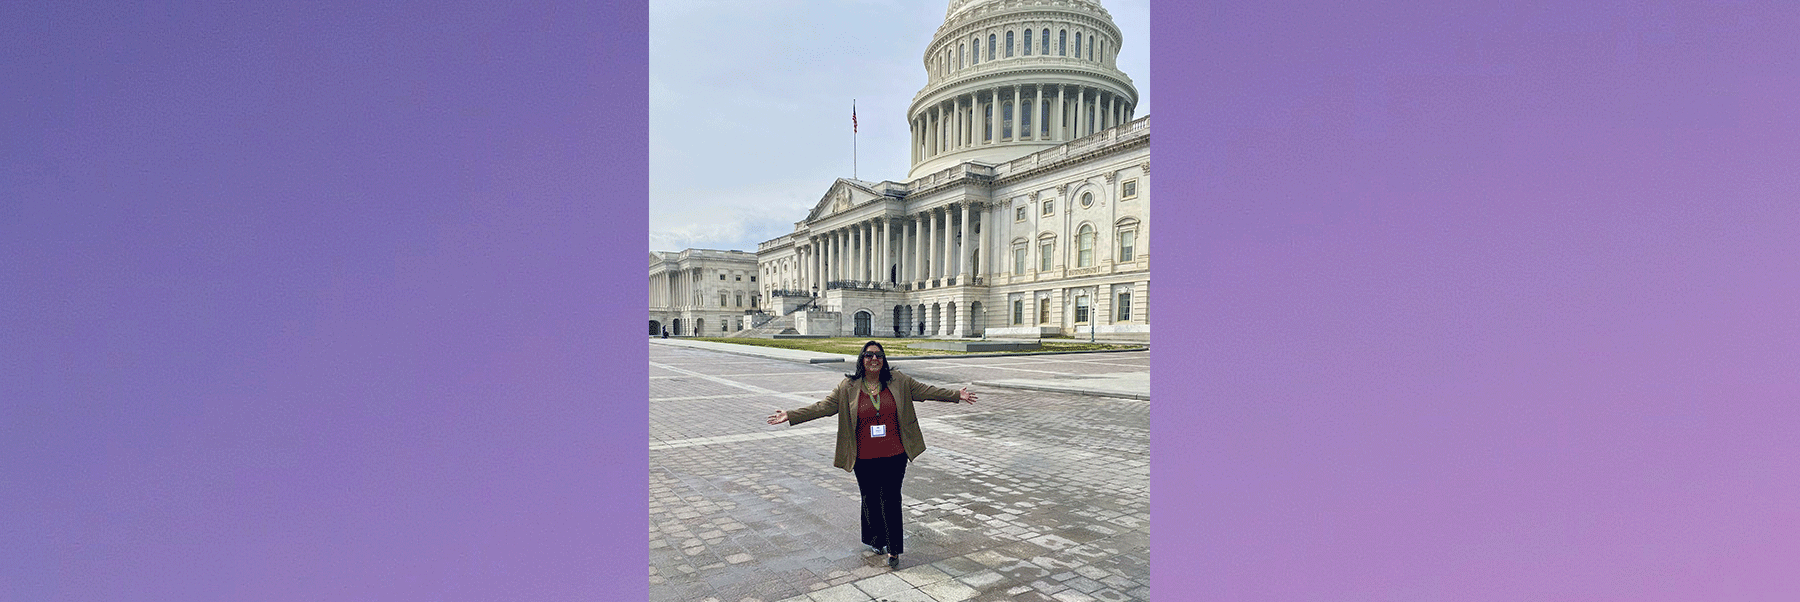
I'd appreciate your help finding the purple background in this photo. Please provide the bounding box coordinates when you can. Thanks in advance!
[2,1,1797,601]
[2,1,643,600]
[1158,1,1800,601]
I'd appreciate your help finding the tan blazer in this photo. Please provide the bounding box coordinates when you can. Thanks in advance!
[786,370,963,472]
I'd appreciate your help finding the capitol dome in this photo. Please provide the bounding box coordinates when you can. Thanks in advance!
[908,0,1139,180]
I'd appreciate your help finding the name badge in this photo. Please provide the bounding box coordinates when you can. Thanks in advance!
[870,424,887,437]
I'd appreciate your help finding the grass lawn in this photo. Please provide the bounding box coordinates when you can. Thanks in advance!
[685,337,1143,356]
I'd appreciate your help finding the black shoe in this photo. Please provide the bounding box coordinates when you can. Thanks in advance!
[887,555,899,569]
[868,544,886,555]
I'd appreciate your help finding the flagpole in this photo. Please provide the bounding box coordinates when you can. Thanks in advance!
[852,99,858,180]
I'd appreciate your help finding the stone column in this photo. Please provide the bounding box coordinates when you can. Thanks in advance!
[960,202,973,280]
[1056,84,1066,141]
[927,210,939,279]
[914,215,925,282]
[1034,84,1043,139]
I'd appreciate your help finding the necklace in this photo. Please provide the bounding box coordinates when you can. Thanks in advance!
[864,380,882,410]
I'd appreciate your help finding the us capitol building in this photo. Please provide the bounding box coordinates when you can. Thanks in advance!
[651,0,1148,341]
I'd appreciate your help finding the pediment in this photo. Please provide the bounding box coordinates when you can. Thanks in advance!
[804,179,887,222]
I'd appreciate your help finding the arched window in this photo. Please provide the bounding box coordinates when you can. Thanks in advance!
[1041,100,1051,136]
[984,103,993,141]
[1002,101,1013,138]
[1089,36,1095,60]
[1021,99,1031,135]
[1074,32,1081,59]
[1059,30,1066,55]
[988,34,996,59]
[972,36,980,64]
[1005,31,1014,57]
[1078,224,1095,267]
[1023,29,1032,55]
[958,44,964,68]
[1042,29,1050,54]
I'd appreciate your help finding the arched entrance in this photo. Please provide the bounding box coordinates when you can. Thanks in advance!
[673,318,683,335]
[853,310,873,337]
[694,318,704,336]
[892,306,905,337]
[946,301,958,336]
[649,320,661,336]
[916,304,927,335]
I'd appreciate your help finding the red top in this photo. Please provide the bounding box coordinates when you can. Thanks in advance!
[855,387,905,459]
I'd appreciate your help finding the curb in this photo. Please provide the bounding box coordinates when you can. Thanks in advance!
[972,380,1152,401]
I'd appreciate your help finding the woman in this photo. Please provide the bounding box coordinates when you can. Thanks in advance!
[766,340,977,569]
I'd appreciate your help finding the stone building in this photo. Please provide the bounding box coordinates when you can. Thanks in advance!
[648,249,760,336]
[749,0,1149,340]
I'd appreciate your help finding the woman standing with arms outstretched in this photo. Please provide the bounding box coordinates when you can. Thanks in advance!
[766,340,977,569]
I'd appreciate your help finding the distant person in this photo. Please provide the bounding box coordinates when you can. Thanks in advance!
[765,340,976,569]
[661,327,669,339]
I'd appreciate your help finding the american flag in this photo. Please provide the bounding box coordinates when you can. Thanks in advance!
[852,105,857,133]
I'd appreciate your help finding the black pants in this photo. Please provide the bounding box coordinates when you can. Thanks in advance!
[853,453,908,554]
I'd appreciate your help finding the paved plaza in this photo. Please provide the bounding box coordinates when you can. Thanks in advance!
[649,341,1150,602]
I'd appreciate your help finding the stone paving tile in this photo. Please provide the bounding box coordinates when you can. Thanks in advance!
[851,573,915,599]
[809,582,877,602]
[874,588,939,602]
[895,564,954,587]
[650,344,1147,602]
[917,579,982,602]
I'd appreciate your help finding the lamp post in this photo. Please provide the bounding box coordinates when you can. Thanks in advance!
[1089,286,1098,343]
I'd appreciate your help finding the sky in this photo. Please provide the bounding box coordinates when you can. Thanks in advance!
[648,0,1150,254]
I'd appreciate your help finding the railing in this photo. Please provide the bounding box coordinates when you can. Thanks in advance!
[826,280,891,291]
[770,289,813,298]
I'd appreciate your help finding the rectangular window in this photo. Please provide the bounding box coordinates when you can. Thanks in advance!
[1042,101,1050,136]
[750,275,757,282]
[1023,30,1032,55]
[1121,178,1138,199]
[735,275,741,281]
[1042,200,1054,215]
[1013,300,1023,325]
[1119,230,1136,262]
[1002,103,1012,138]
[1021,102,1031,135]
[1075,296,1089,323]
[720,294,728,307]
[1038,298,1050,324]
[1015,206,1026,221]
[1006,31,1014,57]
[719,274,726,280]
[1117,292,1131,321]
[1040,242,1053,271]
[1013,246,1026,274]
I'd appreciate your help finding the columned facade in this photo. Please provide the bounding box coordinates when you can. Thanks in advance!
[662,0,1150,340]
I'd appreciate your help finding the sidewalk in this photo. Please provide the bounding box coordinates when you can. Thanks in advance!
[651,338,1150,401]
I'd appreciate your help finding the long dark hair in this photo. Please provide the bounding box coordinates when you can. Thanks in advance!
[846,340,893,386]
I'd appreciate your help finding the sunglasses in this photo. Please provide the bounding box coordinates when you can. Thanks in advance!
[861,352,886,359]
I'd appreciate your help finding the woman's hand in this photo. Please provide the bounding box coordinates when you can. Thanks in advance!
[767,409,789,425]
[958,388,978,404]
